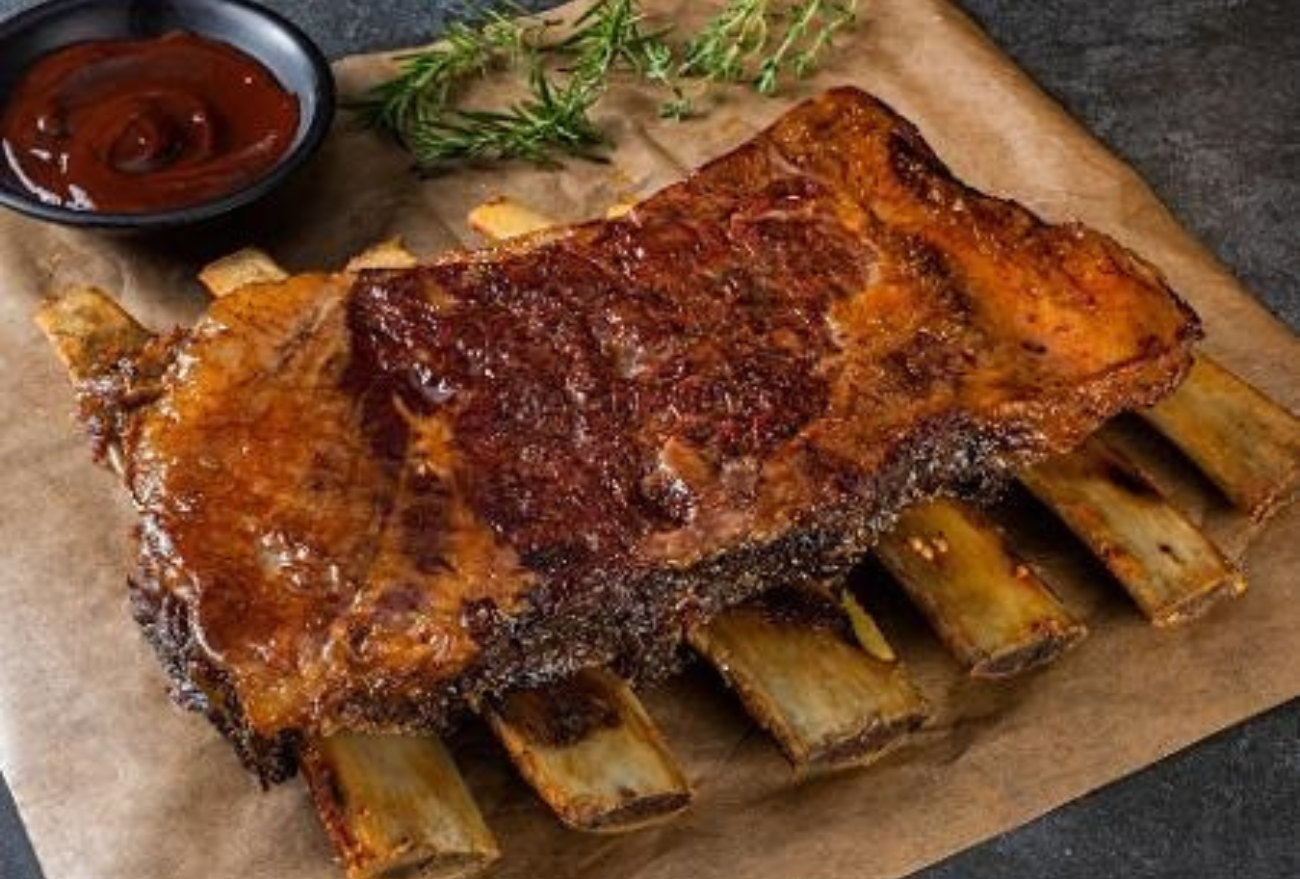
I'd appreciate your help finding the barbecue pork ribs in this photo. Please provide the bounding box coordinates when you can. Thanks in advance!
[65,88,1199,780]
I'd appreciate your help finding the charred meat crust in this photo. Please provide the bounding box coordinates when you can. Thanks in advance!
[129,575,301,783]
[101,88,1199,781]
[134,353,1183,783]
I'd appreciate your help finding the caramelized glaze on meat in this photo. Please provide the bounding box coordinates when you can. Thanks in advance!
[113,89,1197,778]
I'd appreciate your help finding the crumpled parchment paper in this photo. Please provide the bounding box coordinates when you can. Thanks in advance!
[1,2,1296,878]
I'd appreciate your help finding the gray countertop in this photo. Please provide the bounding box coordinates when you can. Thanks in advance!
[0,1,1296,878]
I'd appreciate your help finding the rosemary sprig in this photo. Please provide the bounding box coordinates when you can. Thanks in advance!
[356,7,541,136]
[401,65,607,167]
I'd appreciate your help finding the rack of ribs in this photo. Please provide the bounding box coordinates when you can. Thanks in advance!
[56,87,1199,782]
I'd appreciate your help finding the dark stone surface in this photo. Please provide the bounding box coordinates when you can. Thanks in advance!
[0,773,41,879]
[0,2,1295,879]
[958,0,1298,330]
[913,699,1300,879]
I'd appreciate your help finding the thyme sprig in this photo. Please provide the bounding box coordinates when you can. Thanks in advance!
[753,0,857,94]
[679,0,775,83]
[683,0,857,94]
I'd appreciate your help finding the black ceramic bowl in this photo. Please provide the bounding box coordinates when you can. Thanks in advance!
[0,0,334,229]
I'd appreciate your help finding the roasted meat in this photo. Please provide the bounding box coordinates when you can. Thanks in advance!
[73,88,1198,780]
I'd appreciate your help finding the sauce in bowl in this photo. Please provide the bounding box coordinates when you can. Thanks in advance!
[0,31,300,213]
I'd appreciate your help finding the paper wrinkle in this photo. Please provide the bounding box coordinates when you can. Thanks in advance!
[1,2,1296,878]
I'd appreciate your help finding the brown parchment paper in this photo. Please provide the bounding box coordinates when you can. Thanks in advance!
[1,2,1297,878]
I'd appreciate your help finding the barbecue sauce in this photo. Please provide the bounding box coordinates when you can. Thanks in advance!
[1,32,299,213]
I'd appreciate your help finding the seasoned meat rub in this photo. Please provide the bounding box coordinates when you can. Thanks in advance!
[83,88,1197,779]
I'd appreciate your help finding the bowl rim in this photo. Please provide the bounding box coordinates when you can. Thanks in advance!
[0,0,335,229]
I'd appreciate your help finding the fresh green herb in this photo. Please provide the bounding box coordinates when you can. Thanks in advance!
[683,0,856,94]
[562,0,670,83]
[754,0,856,94]
[562,0,694,119]
[355,7,542,136]
[679,0,775,83]
[400,65,607,166]
[358,0,858,168]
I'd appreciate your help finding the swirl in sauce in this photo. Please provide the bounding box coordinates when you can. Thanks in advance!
[1,31,300,213]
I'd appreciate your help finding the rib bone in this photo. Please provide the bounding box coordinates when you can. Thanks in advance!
[1141,354,1299,522]
[876,500,1087,677]
[1020,437,1246,626]
[483,668,692,831]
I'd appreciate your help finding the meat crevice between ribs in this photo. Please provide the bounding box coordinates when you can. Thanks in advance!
[82,88,1198,781]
